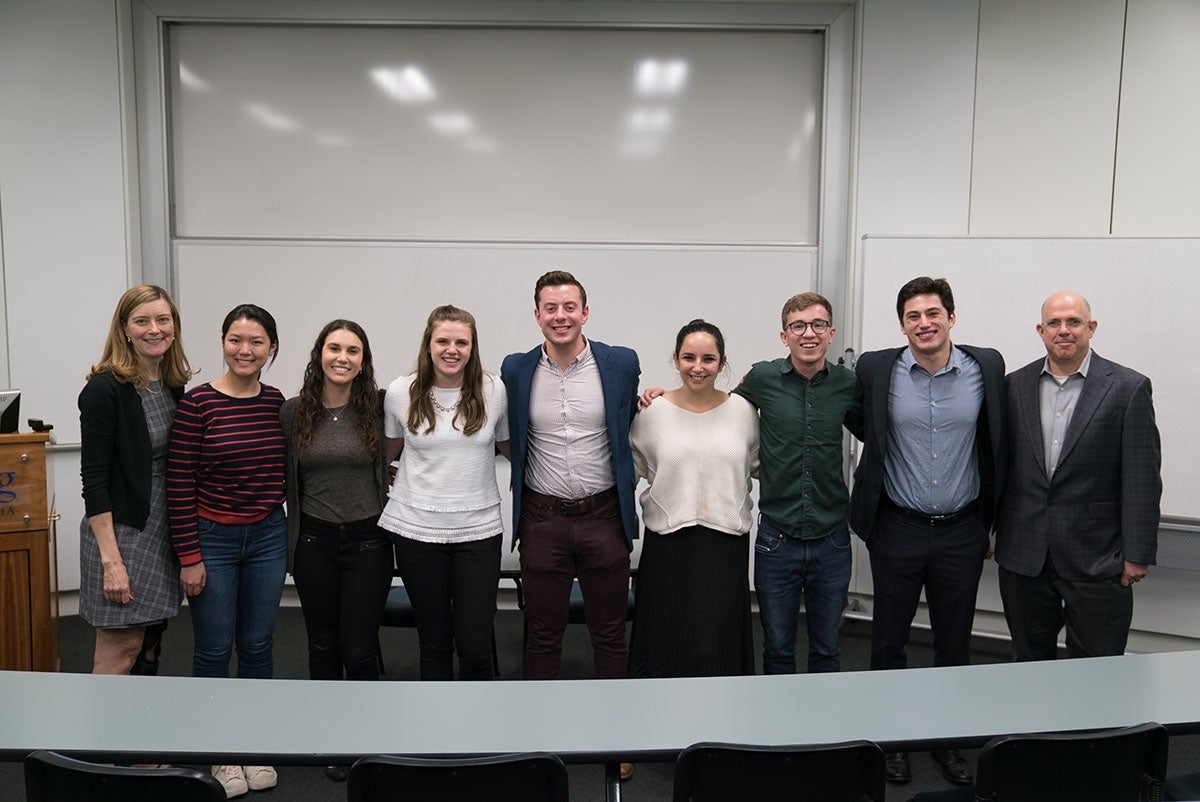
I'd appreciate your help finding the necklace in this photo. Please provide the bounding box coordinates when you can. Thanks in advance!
[429,389,461,414]
[145,379,163,396]
[326,403,349,422]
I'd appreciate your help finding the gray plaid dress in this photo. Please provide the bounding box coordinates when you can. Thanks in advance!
[79,382,183,628]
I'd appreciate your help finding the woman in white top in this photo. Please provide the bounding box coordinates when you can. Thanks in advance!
[628,319,759,677]
[379,305,510,680]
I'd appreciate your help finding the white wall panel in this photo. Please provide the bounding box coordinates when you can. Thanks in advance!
[1112,0,1200,236]
[970,0,1124,235]
[0,0,132,446]
[856,0,978,237]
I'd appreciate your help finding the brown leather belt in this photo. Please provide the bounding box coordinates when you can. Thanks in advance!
[882,496,977,527]
[523,486,618,517]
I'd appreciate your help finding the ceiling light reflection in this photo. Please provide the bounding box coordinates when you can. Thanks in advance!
[635,59,689,96]
[428,112,474,136]
[178,63,211,91]
[370,65,436,103]
[315,132,351,148]
[243,102,298,132]
[627,107,672,133]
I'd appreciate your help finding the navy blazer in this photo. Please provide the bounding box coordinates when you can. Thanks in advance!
[848,344,1007,541]
[994,352,1161,582]
[501,339,641,549]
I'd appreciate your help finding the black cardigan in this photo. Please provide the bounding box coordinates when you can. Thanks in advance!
[78,371,185,529]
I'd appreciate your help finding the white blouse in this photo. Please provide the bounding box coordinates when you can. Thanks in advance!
[379,373,509,543]
[629,393,760,536]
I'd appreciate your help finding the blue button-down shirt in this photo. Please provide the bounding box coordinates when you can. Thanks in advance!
[883,345,983,515]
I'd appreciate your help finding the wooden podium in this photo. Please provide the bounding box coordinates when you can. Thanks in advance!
[0,432,59,671]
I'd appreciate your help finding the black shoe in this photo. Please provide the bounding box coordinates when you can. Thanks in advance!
[931,749,973,785]
[885,752,911,784]
[325,765,349,782]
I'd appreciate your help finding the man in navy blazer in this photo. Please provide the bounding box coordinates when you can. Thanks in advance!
[848,276,1006,786]
[995,291,1161,660]
[502,270,640,683]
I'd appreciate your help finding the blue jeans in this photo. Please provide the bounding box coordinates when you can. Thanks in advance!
[188,506,288,679]
[754,517,852,674]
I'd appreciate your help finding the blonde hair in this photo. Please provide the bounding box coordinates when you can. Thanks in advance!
[87,285,195,389]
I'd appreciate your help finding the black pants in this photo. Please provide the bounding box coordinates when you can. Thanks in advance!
[293,515,394,681]
[393,534,501,681]
[867,507,988,670]
[998,558,1133,659]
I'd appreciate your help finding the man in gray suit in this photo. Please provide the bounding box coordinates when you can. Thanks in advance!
[995,290,1162,660]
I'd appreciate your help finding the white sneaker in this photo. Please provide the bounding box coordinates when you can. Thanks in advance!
[243,765,278,791]
[212,765,248,798]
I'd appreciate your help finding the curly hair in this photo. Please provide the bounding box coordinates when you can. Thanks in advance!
[291,320,380,455]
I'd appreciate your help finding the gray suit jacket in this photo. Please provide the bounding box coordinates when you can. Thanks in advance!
[994,352,1161,582]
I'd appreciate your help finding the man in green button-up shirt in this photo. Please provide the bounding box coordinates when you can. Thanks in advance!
[733,291,863,674]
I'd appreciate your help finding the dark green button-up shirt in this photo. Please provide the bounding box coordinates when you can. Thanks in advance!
[734,357,859,539]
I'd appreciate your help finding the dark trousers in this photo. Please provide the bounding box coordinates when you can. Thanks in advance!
[998,559,1133,659]
[867,506,988,670]
[292,515,394,681]
[393,533,502,681]
[518,494,631,680]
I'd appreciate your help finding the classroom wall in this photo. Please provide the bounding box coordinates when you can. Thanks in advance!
[1,0,1196,644]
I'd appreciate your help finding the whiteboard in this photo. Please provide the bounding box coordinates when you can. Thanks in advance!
[860,236,1198,520]
[169,24,823,243]
[176,241,816,396]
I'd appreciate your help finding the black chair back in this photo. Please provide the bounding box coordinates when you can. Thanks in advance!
[673,740,886,802]
[975,722,1168,801]
[347,752,569,802]
[24,750,225,802]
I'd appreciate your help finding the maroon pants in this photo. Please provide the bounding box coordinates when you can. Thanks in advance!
[517,494,631,679]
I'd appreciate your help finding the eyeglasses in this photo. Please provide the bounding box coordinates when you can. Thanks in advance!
[1042,318,1089,330]
[785,319,832,335]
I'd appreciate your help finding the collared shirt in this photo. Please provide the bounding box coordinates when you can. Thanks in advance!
[733,357,858,539]
[1039,349,1092,477]
[525,341,615,500]
[884,345,983,515]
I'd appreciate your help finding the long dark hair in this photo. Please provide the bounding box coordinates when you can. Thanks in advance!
[292,320,380,455]
[407,305,487,436]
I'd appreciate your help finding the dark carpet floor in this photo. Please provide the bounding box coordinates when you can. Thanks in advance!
[3,604,1197,801]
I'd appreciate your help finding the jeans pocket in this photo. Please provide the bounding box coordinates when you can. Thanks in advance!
[829,525,852,551]
[357,539,391,553]
[754,530,785,555]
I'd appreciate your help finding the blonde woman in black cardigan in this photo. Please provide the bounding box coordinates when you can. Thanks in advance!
[78,285,194,674]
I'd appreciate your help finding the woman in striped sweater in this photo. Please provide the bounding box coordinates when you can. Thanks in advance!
[167,303,286,798]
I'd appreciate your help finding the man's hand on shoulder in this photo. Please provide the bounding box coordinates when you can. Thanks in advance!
[638,387,665,410]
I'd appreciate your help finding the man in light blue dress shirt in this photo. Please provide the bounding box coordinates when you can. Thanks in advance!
[848,276,1007,786]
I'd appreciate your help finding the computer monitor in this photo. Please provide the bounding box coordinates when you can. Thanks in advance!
[0,390,20,434]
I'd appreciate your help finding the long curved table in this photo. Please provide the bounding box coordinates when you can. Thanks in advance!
[4,651,1200,799]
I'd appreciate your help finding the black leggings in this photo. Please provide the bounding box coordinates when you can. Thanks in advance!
[393,534,501,681]
[293,515,394,681]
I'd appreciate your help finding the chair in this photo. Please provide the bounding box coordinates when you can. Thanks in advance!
[911,722,1168,802]
[346,752,569,802]
[24,750,226,802]
[378,577,501,677]
[672,740,886,802]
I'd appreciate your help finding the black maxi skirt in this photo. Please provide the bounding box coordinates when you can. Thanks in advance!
[628,524,755,678]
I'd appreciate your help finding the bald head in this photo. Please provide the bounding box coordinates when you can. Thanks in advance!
[1040,291,1091,321]
[1037,290,1097,376]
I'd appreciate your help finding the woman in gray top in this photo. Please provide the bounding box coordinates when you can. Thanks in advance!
[280,319,392,687]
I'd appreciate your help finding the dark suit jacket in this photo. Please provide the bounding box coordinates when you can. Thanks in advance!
[848,344,1007,542]
[501,339,641,549]
[994,352,1161,581]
